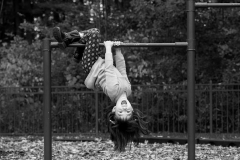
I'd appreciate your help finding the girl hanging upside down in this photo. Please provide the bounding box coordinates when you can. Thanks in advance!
[52,27,150,152]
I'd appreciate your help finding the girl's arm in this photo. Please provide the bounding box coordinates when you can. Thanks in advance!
[104,41,121,98]
[104,41,114,69]
[114,48,127,77]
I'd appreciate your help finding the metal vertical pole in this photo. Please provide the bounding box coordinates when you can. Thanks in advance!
[209,80,213,134]
[187,0,195,160]
[43,38,52,160]
[95,90,99,136]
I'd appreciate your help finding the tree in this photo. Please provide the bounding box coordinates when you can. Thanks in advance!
[0,37,43,86]
[0,0,94,87]
[1,0,240,87]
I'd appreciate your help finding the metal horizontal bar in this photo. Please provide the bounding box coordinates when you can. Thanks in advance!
[50,42,188,48]
[196,3,240,8]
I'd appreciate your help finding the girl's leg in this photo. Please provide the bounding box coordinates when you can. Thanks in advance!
[80,28,102,74]
[52,27,82,50]
[53,27,102,73]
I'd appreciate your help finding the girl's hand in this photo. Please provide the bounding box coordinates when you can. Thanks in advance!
[104,41,114,48]
[113,41,121,46]
[113,41,122,53]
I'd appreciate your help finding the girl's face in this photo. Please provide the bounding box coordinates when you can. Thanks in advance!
[112,98,133,119]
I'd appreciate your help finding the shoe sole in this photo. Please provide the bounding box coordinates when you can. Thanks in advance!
[53,27,66,50]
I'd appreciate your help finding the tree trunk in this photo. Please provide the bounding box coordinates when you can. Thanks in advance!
[13,0,20,36]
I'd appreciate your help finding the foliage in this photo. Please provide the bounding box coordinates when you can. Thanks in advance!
[0,36,71,87]
[1,0,240,87]
[0,37,43,87]
[195,6,240,83]
[118,0,187,85]
[121,0,240,84]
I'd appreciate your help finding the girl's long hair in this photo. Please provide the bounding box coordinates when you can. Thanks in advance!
[106,105,150,152]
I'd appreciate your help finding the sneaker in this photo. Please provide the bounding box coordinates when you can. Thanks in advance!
[52,27,68,50]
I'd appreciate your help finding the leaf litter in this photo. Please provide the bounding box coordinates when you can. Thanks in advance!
[0,137,240,160]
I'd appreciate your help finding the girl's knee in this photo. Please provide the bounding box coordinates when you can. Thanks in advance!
[90,31,100,39]
[90,29,100,36]
[83,28,100,41]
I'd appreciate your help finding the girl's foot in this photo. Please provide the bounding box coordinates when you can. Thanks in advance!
[52,27,68,50]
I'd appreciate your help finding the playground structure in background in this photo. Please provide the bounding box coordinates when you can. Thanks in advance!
[42,2,240,160]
